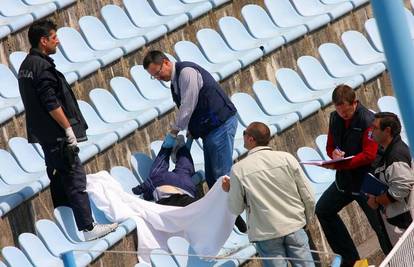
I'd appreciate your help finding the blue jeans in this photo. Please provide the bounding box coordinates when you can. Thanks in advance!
[255,229,315,267]
[202,115,237,188]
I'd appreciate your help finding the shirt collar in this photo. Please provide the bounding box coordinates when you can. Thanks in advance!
[247,146,272,156]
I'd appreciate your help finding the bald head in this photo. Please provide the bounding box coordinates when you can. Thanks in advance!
[246,122,271,147]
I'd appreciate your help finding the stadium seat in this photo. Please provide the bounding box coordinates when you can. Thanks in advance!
[241,4,307,44]
[130,152,153,184]
[290,0,353,20]
[57,27,123,67]
[231,93,298,133]
[110,166,141,195]
[122,0,188,32]
[0,25,11,40]
[79,16,146,55]
[264,0,331,32]
[341,31,385,65]
[296,147,336,184]
[8,137,46,173]
[377,96,409,144]
[364,18,384,52]
[167,236,238,266]
[218,16,284,55]
[150,249,179,267]
[89,88,158,127]
[0,13,33,35]
[252,80,321,120]
[2,246,36,267]
[174,40,241,81]
[319,43,386,81]
[0,185,27,217]
[110,76,174,116]
[150,0,213,20]
[1,0,56,20]
[0,66,23,114]
[233,120,248,156]
[315,134,330,160]
[24,0,76,9]
[196,28,263,68]
[135,262,151,267]
[320,0,368,9]
[276,68,333,107]
[181,0,230,8]
[297,55,364,90]
[219,230,252,258]
[18,233,67,267]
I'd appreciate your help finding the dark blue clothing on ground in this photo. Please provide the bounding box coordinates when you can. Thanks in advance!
[133,146,197,201]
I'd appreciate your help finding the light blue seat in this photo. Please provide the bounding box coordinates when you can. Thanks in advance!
[0,13,33,34]
[377,96,409,144]
[181,0,230,8]
[110,76,173,116]
[196,28,263,68]
[364,18,384,52]
[79,16,145,56]
[218,16,284,55]
[9,51,27,76]
[297,55,364,90]
[76,141,100,163]
[57,27,123,67]
[100,5,167,45]
[150,249,179,267]
[174,40,241,81]
[290,0,353,20]
[231,244,257,265]
[0,181,28,217]
[24,0,76,9]
[231,93,297,133]
[130,65,174,102]
[110,166,141,194]
[0,64,24,115]
[150,0,212,20]
[264,0,331,32]
[318,43,386,82]
[123,0,188,32]
[130,152,153,184]
[341,31,385,65]
[78,100,138,140]
[35,219,96,265]
[135,262,151,267]
[321,0,368,8]
[84,129,119,153]
[233,120,248,156]
[296,147,336,184]
[2,246,34,267]
[0,260,6,267]
[167,236,238,266]
[0,149,48,190]
[0,0,56,19]
[315,134,330,160]
[241,4,307,44]
[252,80,321,120]
[18,233,66,267]
[219,229,251,258]
[54,206,127,248]
[276,68,333,107]
[8,137,46,173]
[89,88,158,127]
[0,106,15,124]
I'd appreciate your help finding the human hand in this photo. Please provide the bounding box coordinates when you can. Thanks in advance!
[322,163,336,169]
[64,127,77,147]
[162,133,177,148]
[332,148,345,160]
[366,193,379,209]
[222,175,230,192]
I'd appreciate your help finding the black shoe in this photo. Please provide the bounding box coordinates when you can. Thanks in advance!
[235,215,247,233]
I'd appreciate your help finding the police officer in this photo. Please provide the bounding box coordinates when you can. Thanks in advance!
[18,20,117,240]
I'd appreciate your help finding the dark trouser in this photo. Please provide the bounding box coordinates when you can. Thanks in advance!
[316,183,392,264]
[387,211,413,230]
[156,194,197,207]
[42,142,94,231]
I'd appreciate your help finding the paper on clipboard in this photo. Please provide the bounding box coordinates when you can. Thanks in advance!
[300,156,354,166]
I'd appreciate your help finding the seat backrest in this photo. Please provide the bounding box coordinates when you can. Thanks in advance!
[364,19,384,52]
[231,93,268,126]
[0,64,20,98]
[35,219,76,256]
[218,16,255,50]
[130,152,154,183]
[9,51,28,75]
[8,137,45,173]
[315,134,329,160]
[79,16,114,49]
[101,4,137,37]
[123,0,160,27]
[130,65,171,100]
[54,206,86,242]
[276,68,311,96]
[57,27,93,61]
[174,41,211,68]
[150,248,178,267]
[110,166,141,193]
[2,246,33,267]
[110,76,152,111]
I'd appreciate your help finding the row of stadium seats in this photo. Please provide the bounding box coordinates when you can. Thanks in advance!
[0,0,75,40]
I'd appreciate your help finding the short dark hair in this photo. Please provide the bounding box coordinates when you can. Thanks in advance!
[143,50,169,69]
[28,20,57,48]
[332,85,356,105]
[374,112,402,137]
[247,122,271,146]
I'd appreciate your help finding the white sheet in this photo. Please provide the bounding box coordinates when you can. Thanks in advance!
[86,171,236,263]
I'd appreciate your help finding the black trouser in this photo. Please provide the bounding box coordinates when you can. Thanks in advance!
[315,183,393,263]
[156,194,197,207]
[387,211,413,230]
[42,142,94,231]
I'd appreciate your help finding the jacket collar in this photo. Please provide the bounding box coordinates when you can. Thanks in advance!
[29,48,55,66]
[247,146,273,156]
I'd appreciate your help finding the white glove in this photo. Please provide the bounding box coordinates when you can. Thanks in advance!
[65,127,77,146]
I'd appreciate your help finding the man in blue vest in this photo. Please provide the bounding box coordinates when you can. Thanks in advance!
[143,51,238,190]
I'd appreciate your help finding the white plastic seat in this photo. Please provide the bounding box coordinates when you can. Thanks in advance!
[0,64,24,114]
[290,0,353,20]
[2,246,35,267]
[320,0,368,8]
[57,27,124,67]
[0,13,33,35]
[341,31,385,65]
[297,55,364,90]
[24,0,76,9]
[276,68,333,107]
[0,0,56,20]
[150,0,213,20]
[241,4,307,44]
[110,166,141,194]
[123,0,188,32]
[218,16,284,55]
[318,43,386,82]
[297,147,336,184]
[364,18,384,52]
[8,137,46,173]
[264,0,331,32]
[196,28,263,68]
[174,40,241,81]
[315,134,330,160]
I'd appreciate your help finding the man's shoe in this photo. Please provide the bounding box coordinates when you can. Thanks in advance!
[83,223,118,241]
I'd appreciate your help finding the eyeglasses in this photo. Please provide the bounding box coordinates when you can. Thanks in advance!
[150,63,163,80]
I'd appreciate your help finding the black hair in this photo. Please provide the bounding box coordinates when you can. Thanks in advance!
[28,20,57,48]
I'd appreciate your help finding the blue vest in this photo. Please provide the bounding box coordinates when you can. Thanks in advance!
[171,62,237,138]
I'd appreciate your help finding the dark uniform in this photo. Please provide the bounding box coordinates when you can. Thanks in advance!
[18,48,93,231]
